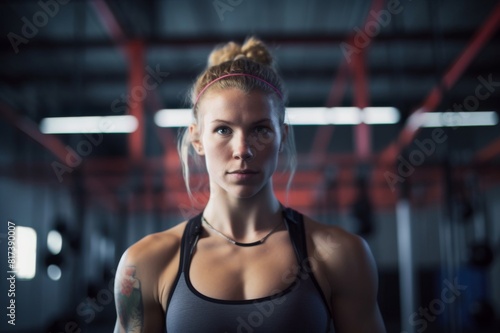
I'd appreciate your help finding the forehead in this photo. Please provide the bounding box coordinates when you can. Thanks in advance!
[197,88,279,123]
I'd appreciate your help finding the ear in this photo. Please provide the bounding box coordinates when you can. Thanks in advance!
[189,124,204,155]
[279,123,288,152]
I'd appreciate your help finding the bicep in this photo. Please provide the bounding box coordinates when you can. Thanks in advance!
[114,265,144,332]
[114,254,164,332]
[329,237,386,333]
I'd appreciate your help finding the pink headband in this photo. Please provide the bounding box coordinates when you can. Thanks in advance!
[194,73,283,106]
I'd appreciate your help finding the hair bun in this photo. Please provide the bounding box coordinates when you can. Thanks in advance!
[240,37,273,66]
[207,36,274,67]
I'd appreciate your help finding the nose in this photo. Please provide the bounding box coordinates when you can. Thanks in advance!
[232,133,254,161]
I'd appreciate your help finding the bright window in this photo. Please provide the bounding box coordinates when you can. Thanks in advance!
[16,226,37,280]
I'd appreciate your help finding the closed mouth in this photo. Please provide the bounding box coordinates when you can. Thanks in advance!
[228,169,259,174]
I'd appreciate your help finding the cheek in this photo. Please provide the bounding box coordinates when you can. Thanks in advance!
[203,137,227,155]
[254,132,280,154]
[201,139,229,171]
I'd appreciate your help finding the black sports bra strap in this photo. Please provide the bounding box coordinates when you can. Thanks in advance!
[282,207,310,271]
[182,208,309,272]
[180,212,203,273]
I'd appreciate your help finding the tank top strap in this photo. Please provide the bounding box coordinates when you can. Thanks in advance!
[181,208,308,272]
[282,207,311,271]
[179,212,203,273]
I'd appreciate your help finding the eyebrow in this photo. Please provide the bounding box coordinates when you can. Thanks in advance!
[210,118,272,125]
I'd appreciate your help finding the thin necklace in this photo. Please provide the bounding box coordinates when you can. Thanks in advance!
[201,216,283,247]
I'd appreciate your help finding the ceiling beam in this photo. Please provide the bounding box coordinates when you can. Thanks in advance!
[0,102,70,163]
[473,137,500,164]
[377,2,500,166]
[5,31,499,51]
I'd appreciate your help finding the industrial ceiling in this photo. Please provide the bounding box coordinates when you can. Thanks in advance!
[1,0,499,214]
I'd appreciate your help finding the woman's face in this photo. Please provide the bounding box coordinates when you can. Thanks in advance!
[191,88,285,199]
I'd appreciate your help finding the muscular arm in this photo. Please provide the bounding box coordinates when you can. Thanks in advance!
[113,235,173,333]
[114,266,144,332]
[328,233,386,333]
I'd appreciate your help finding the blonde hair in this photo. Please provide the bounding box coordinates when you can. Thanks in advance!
[177,36,297,208]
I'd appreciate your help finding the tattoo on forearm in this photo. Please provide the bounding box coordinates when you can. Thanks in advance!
[117,266,144,332]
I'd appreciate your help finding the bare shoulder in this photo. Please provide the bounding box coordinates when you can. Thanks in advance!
[113,221,190,332]
[303,215,369,260]
[302,215,377,289]
[119,221,187,272]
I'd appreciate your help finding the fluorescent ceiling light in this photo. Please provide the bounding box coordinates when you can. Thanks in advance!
[154,109,193,127]
[40,115,138,134]
[416,111,498,127]
[329,107,362,125]
[154,107,400,127]
[284,107,326,125]
[285,107,362,125]
[364,107,400,124]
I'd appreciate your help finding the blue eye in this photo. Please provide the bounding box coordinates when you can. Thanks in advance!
[215,126,232,135]
[255,126,271,135]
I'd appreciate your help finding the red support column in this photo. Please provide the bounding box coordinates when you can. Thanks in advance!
[127,40,145,164]
[351,52,371,161]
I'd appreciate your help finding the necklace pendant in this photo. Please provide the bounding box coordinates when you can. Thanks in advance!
[202,216,283,248]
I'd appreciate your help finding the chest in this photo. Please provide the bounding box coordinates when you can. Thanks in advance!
[189,230,299,300]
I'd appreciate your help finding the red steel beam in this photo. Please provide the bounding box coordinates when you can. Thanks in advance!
[0,102,119,211]
[90,0,130,60]
[91,1,146,162]
[89,1,150,210]
[21,31,488,50]
[310,0,385,165]
[474,137,500,164]
[351,51,371,160]
[4,156,499,214]
[308,0,384,209]
[92,0,178,197]
[349,0,386,162]
[378,2,500,165]
[0,102,71,163]
[92,2,181,212]
[127,40,145,163]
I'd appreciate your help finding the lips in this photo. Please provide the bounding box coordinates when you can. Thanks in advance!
[228,169,259,174]
[227,169,259,181]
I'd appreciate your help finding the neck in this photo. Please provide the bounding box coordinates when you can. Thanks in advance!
[202,183,283,241]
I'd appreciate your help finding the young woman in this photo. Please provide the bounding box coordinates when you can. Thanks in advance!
[114,37,386,333]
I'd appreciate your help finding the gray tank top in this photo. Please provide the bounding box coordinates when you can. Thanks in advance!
[165,207,335,332]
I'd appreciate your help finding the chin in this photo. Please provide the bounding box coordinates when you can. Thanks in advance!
[226,183,267,199]
[231,189,261,199]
